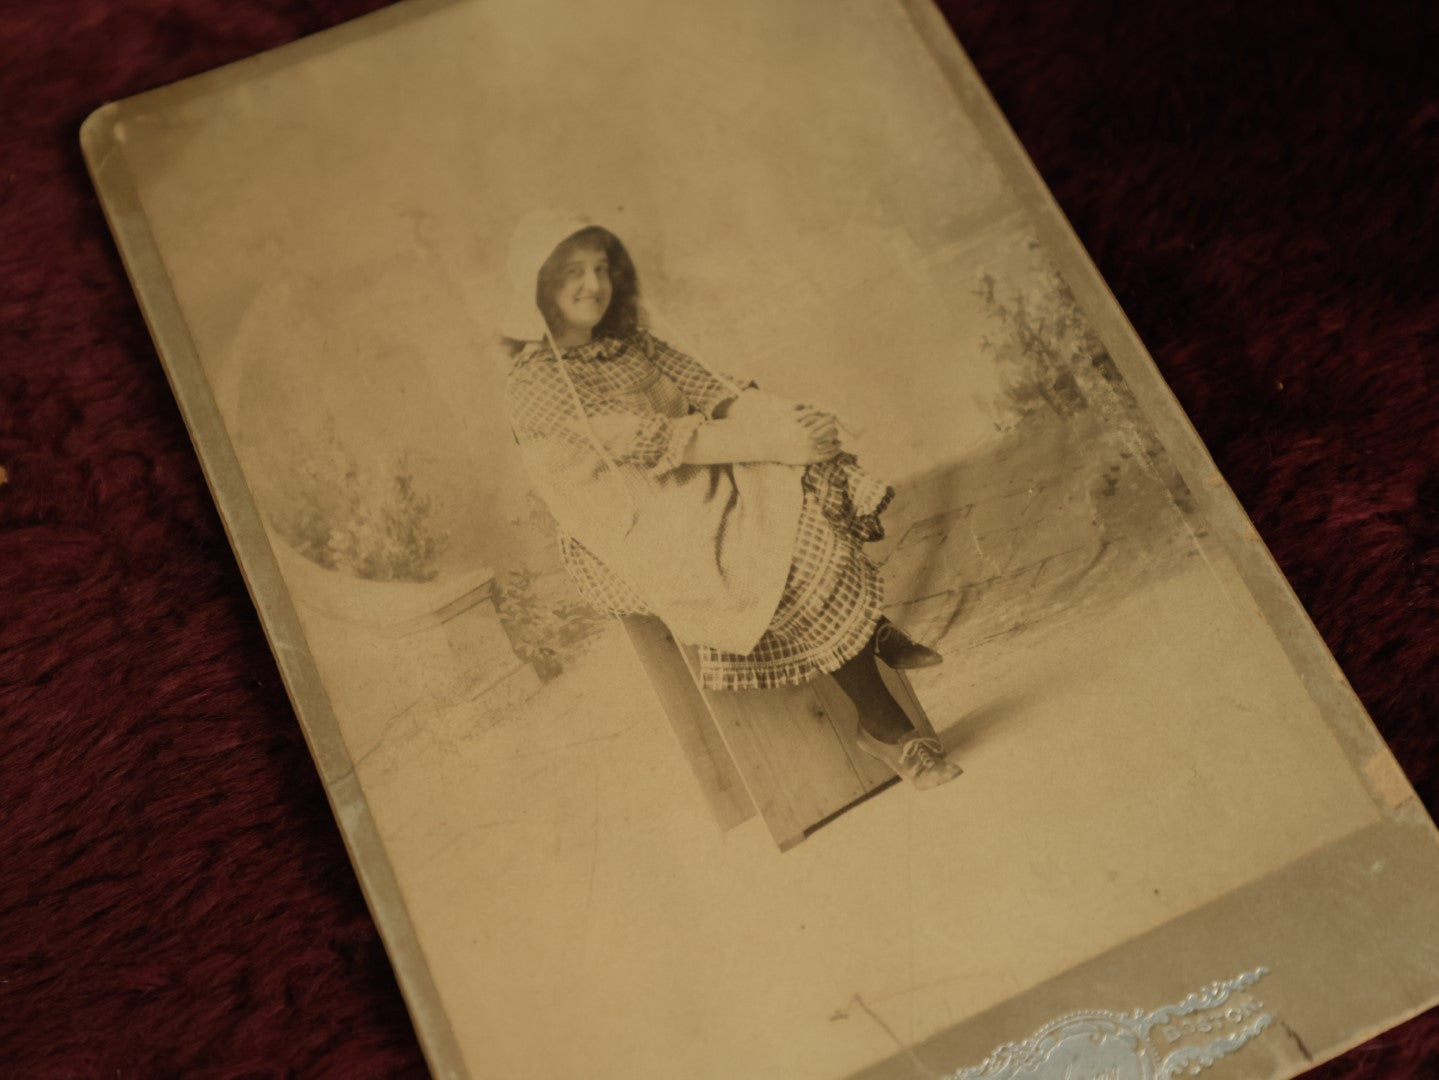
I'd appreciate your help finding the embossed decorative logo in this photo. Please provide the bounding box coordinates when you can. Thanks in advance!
[947,969,1273,1080]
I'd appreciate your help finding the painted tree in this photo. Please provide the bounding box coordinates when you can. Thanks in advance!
[975,242,1108,425]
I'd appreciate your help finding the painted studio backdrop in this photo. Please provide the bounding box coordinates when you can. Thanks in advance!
[110,1,1380,1077]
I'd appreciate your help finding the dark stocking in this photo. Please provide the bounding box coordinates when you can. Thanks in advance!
[830,629,917,744]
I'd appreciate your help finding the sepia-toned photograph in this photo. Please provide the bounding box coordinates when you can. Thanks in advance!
[80,0,1439,1077]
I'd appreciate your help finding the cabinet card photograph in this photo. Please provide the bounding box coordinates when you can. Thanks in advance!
[84,0,1439,1077]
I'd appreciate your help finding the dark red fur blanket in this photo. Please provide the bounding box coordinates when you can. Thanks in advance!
[2,0,1434,1075]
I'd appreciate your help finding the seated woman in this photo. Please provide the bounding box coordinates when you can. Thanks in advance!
[501,211,959,789]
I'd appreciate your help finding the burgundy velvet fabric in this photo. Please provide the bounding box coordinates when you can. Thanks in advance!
[2,0,1434,1075]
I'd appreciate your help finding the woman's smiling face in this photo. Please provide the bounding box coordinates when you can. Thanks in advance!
[551,242,612,337]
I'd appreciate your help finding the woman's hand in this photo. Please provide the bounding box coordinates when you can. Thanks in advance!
[681,393,845,466]
[763,410,842,465]
[719,388,794,425]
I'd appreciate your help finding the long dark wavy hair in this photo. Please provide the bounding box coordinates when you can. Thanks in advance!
[535,226,642,343]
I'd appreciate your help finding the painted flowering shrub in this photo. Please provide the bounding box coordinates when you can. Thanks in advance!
[268,427,448,582]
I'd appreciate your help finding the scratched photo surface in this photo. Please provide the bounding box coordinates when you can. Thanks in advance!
[107,1,1385,1076]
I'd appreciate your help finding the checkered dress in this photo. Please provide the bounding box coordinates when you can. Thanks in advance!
[505,330,893,691]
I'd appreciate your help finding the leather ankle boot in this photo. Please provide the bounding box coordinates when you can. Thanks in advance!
[855,727,962,790]
[873,617,943,669]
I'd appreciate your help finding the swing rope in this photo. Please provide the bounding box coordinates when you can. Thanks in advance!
[542,326,641,524]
